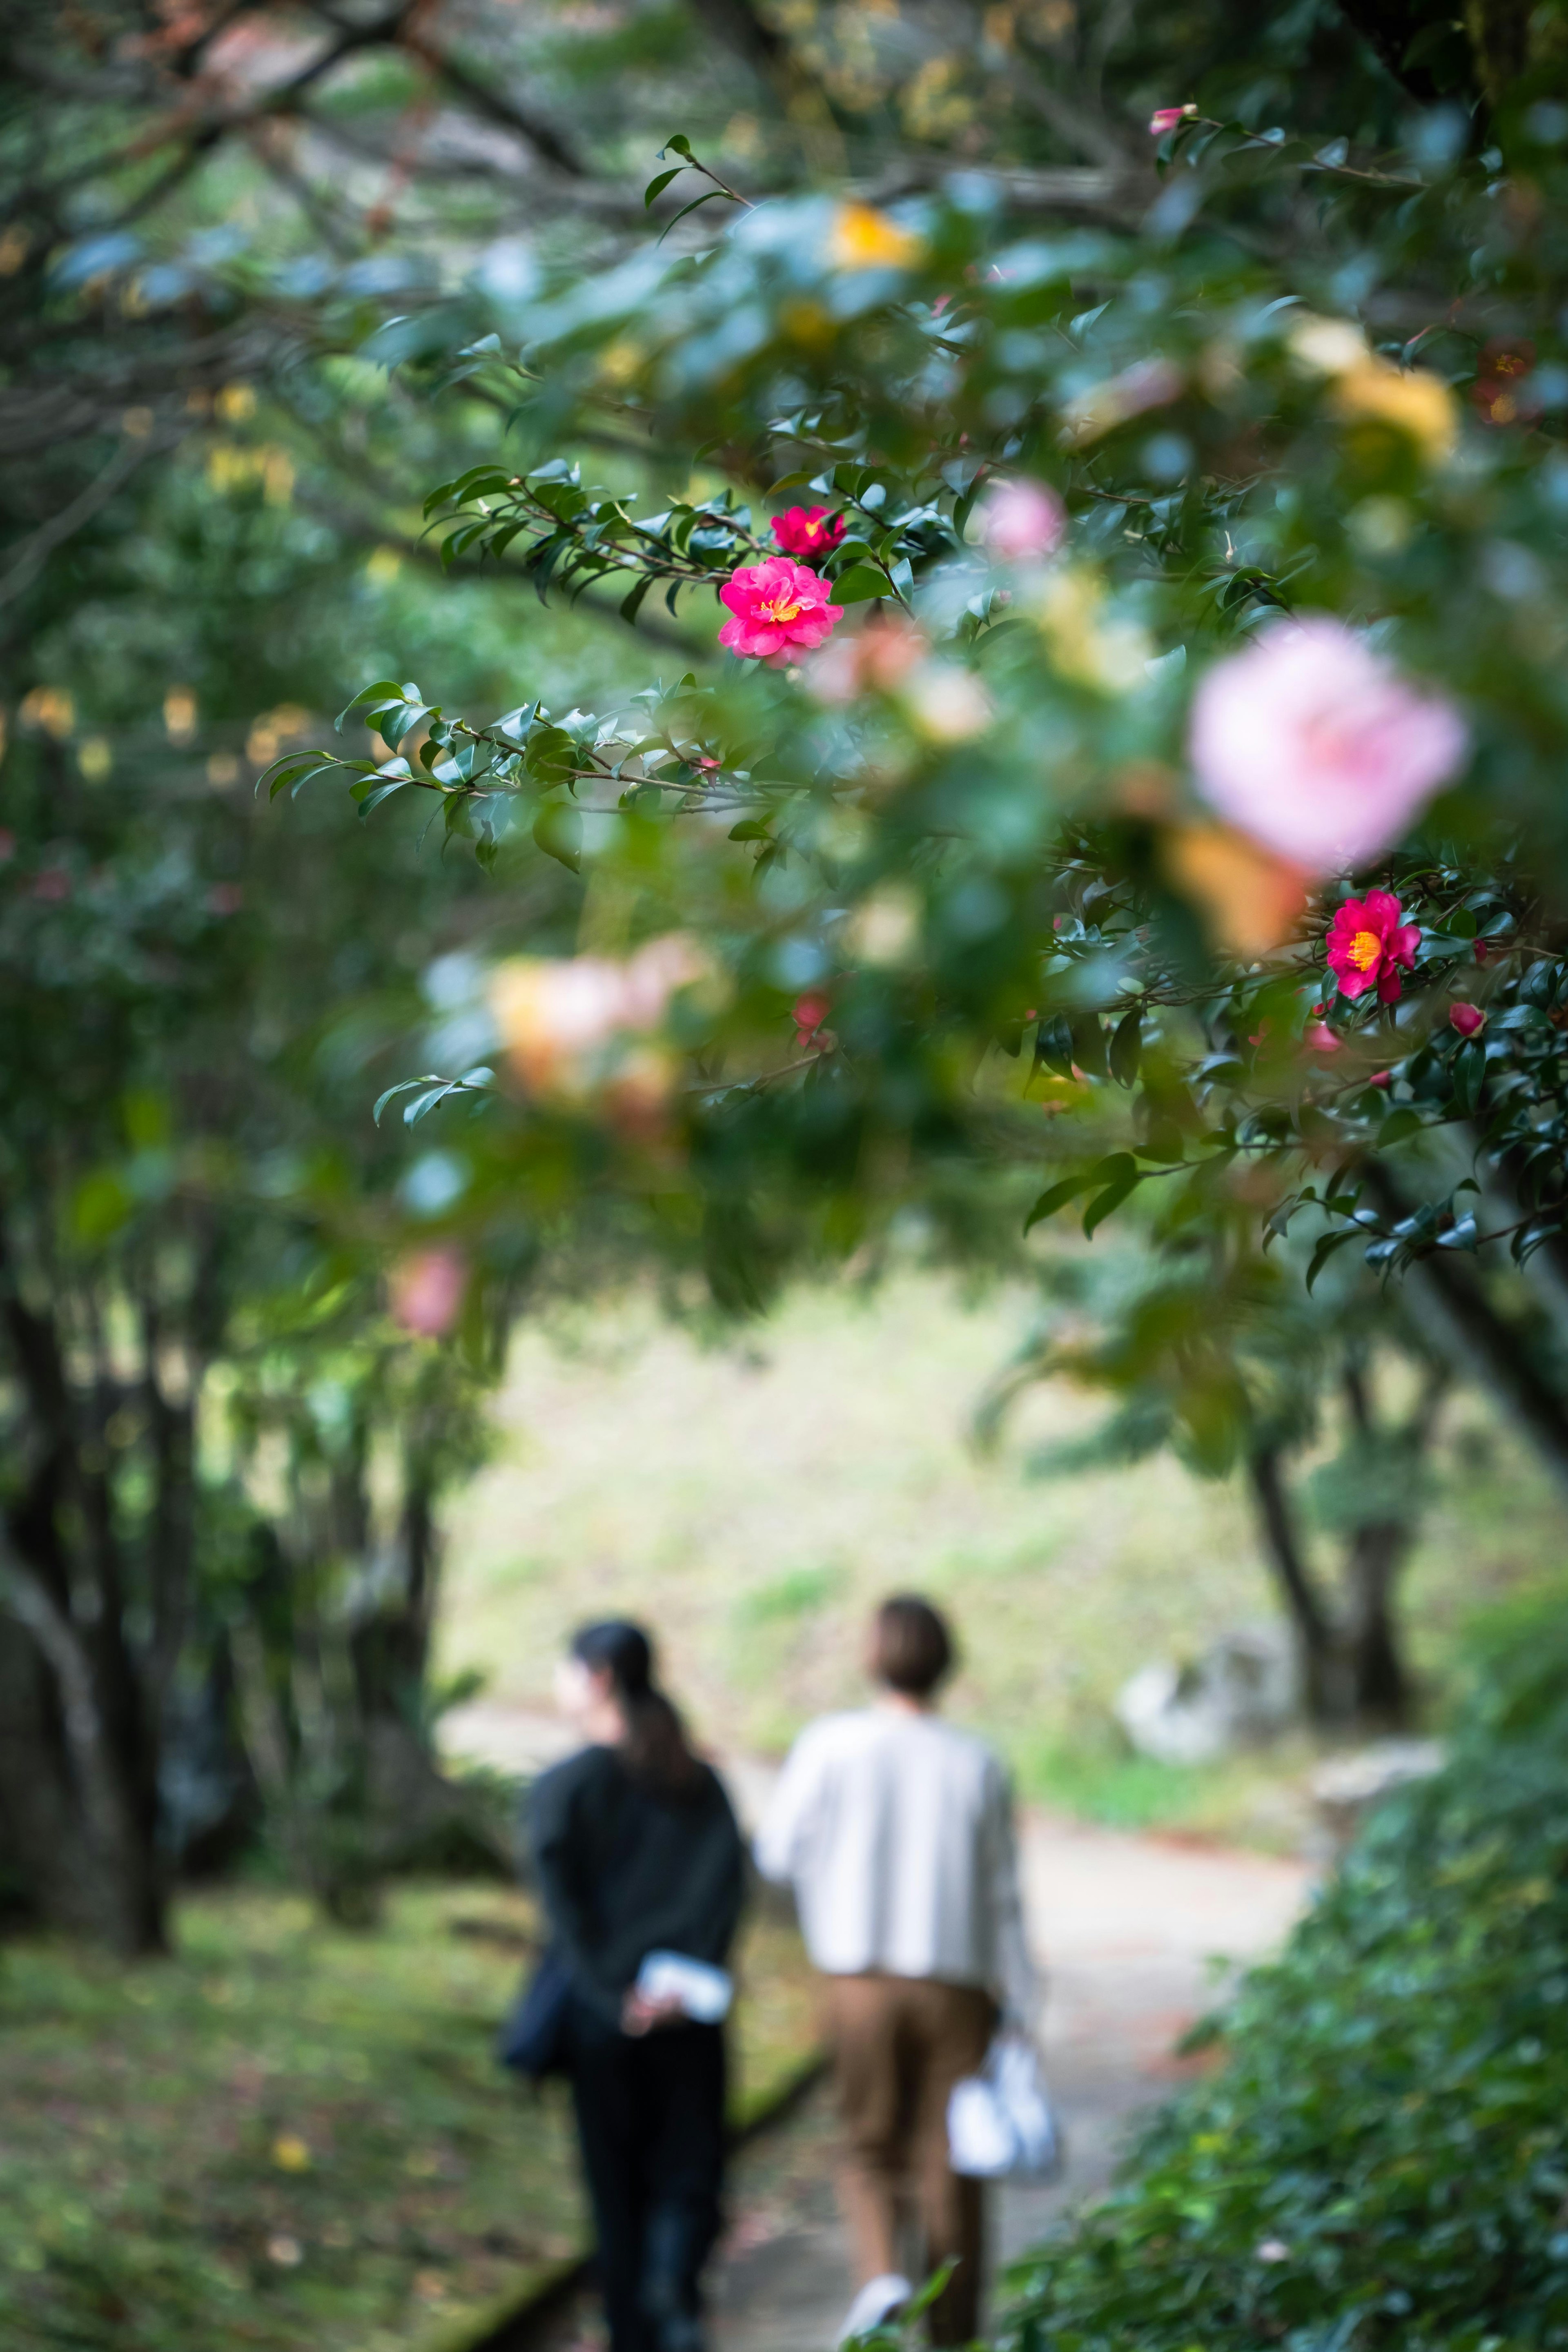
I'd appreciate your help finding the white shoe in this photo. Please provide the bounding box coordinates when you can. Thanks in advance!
[839,2273,913,2343]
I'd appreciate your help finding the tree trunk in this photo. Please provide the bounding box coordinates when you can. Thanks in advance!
[1342,1520,1412,1725]
[1246,1445,1351,1722]
[0,1213,169,1953]
[0,1548,167,1951]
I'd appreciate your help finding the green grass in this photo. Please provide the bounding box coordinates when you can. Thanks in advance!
[439,1270,1564,1842]
[0,1882,817,2352]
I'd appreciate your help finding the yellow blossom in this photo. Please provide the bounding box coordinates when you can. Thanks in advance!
[1163,823,1308,956]
[1286,313,1370,376]
[21,686,75,739]
[827,203,925,272]
[1031,568,1150,692]
[1332,359,1458,464]
[845,884,922,967]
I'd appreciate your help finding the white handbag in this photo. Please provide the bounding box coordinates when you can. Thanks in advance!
[947,2033,1061,2180]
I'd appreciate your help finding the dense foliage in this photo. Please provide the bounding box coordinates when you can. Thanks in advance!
[261,0,1568,1356]
[998,1599,1568,2352]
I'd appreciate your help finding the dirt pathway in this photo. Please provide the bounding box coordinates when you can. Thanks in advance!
[444,1703,1309,2350]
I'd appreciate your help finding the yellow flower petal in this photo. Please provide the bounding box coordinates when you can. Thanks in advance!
[1163,823,1308,956]
[1332,359,1458,465]
[826,203,925,272]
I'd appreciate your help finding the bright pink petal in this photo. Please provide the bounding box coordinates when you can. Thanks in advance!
[1376,968,1404,1004]
[1332,963,1376,1000]
[1388,923,1421,968]
[1361,887,1403,935]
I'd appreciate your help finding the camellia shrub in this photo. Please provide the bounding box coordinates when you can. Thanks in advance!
[996,1606,1568,2352]
[264,5,1568,1382]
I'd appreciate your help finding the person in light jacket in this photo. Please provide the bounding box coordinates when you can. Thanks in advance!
[755,1594,1038,2347]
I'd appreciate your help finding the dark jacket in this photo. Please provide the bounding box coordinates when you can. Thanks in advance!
[529,1743,746,2027]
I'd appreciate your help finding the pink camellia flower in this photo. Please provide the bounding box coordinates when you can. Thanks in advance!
[1305,1021,1341,1051]
[718,557,843,662]
[1189,617,1468,878]
[390,1246,467,1338]
[1325,889,1421,1004]
[792,990,833,1049]
[975,476,1067,564]
[771,508,846,561]
[1149,104,1197,134]
[1450,1002,1487,1037]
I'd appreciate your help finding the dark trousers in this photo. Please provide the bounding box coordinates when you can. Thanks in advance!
[566,2005,727,2352]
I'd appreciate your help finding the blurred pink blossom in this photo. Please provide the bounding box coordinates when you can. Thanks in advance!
[490,936,708,1096]
[1450,1002,1487,1037]
[1149,105,1196,134]
[390,1247,467,1337]
[1188,617,1468,877]
[806,614,927,706]
[975,476,1067,563]
[1304,1022,1341,1052]
[718,558,842,661]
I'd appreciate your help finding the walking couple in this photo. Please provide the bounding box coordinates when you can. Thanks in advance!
[523,1595,1040,2352]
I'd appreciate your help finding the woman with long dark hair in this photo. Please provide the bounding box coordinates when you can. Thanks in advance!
[529,1621,745,2352]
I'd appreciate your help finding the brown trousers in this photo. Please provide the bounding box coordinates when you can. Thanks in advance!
[823,1973,996,2347]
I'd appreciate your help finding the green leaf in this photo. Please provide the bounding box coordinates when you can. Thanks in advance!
[662,133,695,158]
[728,820,772,841]
[1083,1176,1137,1238]
[1377,1105,1423,1148]
[829,564,891,604]
[334,679,406,734]
[1035,1015,1076,1080]
[619,573,654,625]
[1306,1227,1359,1292]
[1069,1013,1107,1080]
[532,800,583,872]
[657,189,727,243]
[1451,1038,1487,1119]
[645,166,686,208]
[1109,1006,1143,1088]
[1023,1171,1092,1231]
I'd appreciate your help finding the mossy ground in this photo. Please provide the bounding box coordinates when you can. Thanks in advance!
[0,1880,816,2352]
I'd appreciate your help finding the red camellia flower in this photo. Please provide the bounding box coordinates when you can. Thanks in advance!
[1471,339,1538,428]
[1450,1002,1487,1037]
[1325,889,1421,1004]
[718,558,843,662]
[792,990,833,1049]
[770,507,846,561]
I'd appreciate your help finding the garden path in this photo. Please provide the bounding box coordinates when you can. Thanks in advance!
[443,1702,1309,2351]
